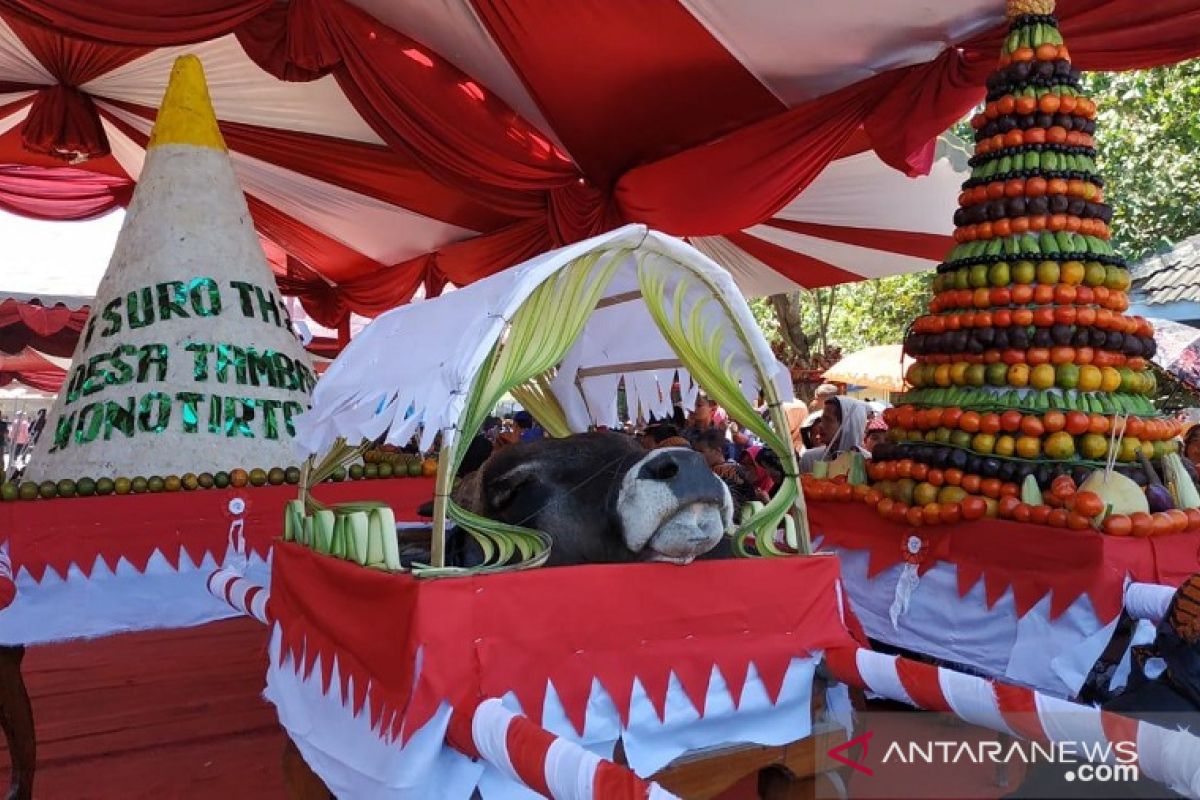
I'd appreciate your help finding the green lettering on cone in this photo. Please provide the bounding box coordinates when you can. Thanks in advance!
[127,287,155,329]
[137,344,169,383]
[176,392,204,433]
[50,411,76,452]
[260,398,281,440]
[188,277,222,317]
[103,397,136,440]
[74,403,104,444]
[137,392,171,433]
[157,281,189,322]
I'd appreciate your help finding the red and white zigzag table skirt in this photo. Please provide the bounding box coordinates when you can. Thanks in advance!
[264,545,859,798]
[809,501,1200,697]
[0,478,434,644]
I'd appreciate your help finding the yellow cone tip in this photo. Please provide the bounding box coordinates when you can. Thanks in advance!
[147,55,226,152]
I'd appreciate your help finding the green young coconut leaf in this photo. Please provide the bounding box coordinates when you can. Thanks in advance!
[424,250,624,574]
[636,259,809,555]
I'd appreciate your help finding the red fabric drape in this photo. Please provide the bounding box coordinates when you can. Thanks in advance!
[20,84,109,160]
[4,8,150,160]
[236,0,577,219]
[0,298,86,338]
[0,299,88,356]
[614,76,887,236]
[0,164,130,219]
[0,0,1197,314]
[275,255,432,329]
[99,100,515,233]
[0,0,271,45]
[864,0,1200,175]
[761,219,955,262]
[0,369,63,391]
[470,0,786,186]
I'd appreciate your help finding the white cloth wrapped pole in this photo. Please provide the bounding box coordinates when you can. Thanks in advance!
[206,567,272,625]
[1124,582,1176,624]
[448,697,680,800]
[826,647,1200,799]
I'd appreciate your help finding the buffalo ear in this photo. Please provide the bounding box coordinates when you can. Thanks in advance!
[485,462,539,511]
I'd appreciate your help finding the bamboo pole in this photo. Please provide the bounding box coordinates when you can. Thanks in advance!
[430,427,456,569]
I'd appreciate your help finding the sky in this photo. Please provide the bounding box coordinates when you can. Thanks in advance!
[0,209,124,300]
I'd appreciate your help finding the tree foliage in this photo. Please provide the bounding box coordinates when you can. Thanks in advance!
[752,271,933,368]
[757,59,1200,381]
[1083,58,1200,262]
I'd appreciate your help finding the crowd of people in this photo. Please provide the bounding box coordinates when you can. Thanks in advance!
[444,385,893,516]
[0,408,46,476]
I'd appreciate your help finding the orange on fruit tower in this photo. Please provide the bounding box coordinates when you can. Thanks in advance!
[838,0,1199,536]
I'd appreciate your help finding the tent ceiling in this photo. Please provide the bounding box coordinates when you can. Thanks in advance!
[0,0,1194,327]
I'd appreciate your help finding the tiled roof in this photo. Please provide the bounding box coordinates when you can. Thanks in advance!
[1131,234,1200,305]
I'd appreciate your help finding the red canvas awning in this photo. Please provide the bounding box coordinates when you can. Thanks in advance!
[0,0,1194,325]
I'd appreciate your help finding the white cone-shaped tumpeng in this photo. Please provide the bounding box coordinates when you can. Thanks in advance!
[26,55,316,482]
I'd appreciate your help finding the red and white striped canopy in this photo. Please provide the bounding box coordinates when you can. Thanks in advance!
[0,0,1196,326]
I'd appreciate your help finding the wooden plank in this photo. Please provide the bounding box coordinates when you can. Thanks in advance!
[652,724,847,800]
[576,358,683,380]
[0,618,285,798]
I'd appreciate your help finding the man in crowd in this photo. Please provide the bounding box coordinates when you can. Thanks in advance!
[810,383,839,412]
[513,410,544,443]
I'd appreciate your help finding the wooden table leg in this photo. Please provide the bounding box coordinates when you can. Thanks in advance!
[282,735,333,800]
[0,646,33,800]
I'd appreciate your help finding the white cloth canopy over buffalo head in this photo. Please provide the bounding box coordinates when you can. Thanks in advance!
[293,226,810,569]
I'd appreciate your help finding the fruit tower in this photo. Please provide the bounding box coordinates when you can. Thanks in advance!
[861,0,1200,536]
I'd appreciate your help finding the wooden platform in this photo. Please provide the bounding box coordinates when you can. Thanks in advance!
[0,618,283,799]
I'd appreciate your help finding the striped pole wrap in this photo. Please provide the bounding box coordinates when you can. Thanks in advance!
[448,697,680,800]
[206,567,272,625]
[825,647,1200,798]
[0,547,14,611]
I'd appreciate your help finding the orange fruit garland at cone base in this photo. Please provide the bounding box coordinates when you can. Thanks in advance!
[861,0,1198,538]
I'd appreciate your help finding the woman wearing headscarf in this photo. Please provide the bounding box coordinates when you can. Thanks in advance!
[799,396,870,473]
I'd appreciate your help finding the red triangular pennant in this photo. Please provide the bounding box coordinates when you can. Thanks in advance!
[549,669,597,736]
[983,571,1010,610]
[351,672,370,720]
[672,658,714,717]
[718,656,752,708]
[956,563,984,597]
[597,670,637,728]
[637,666,672,722]
[1012,580,1050,618]
[753,653,793,706]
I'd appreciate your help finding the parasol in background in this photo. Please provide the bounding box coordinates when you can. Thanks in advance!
[822,344,911,393]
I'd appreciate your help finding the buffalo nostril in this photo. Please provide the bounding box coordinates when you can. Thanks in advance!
[642,454,680,481]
